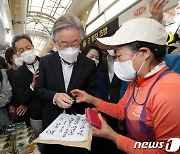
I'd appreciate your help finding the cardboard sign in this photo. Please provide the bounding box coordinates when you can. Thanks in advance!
[34,114,93,150]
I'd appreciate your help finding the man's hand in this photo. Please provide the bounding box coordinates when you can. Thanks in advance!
[9,105,17,120]
[54,93,73,108]
[16,105,27,116]
[149,0,168,23]
[31,70,39,89]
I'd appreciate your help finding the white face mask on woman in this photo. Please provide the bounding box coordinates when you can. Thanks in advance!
[14,57,23,67]
[58,47,79,63]
[91,58,99,66]
[20,50,36,64]
[114,54,145,81]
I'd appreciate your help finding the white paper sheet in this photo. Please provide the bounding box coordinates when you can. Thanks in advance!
[39,114,89,141]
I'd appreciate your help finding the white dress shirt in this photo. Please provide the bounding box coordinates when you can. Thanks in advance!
[26,60,39,74]
[107,55,114,83]
[61,59,74,92]
[53,55,74,105]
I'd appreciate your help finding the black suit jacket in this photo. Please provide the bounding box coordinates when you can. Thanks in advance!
[14,60,43,120]
[35,52,99,129]
[99,58,122,103]
[7,69,19,107]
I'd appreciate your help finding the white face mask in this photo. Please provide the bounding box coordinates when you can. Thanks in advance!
[14,57,23,67]
[114,54,145,81]
[107,50,116,57]
[91,58,99,66]
[58,47,79,63]
[20,50,36,64]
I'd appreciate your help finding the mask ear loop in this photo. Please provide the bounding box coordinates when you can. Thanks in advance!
[132,73,141,105]
[132,59,145,105]
[137,60,145,75]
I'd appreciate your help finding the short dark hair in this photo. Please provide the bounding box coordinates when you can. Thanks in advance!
[126,41,166,63]
[81,45,103,67]
[11,34,33,52]
[0,56,8,69]
[5,47,15,65]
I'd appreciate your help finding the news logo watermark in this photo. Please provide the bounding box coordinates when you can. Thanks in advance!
[134,138,180,152]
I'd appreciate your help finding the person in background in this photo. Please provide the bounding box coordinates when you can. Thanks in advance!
[81,45,107,100]
[99,49,128,135]
[0,56,8,71]
[11,34,43,137]
[5,47,30,125]
[82,45,103,67]
[99,50,123,104]
[0,63,12,127]
[35,13,99,154]
[71,18,180,154]
[165,41,180,73]
[149,0,180,74]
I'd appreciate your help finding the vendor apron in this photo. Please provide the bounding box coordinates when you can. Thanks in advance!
[124,70,171,142]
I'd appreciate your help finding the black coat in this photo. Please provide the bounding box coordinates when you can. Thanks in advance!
[7,69,19,107]
[99,58,122,103]
[35,52,99,129]
[14,60,43,120]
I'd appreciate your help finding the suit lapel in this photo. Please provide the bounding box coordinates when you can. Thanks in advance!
[67,54,83,93]
[53,52,66,92]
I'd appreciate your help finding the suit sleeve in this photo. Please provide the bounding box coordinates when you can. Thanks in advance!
[14,69,33,105]
[35,58,56,103]
[0,70,12,108]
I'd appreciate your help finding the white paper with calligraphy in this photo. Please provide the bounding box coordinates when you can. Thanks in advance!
[39,114,89,141]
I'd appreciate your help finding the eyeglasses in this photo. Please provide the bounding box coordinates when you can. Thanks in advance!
[57,41,80,49]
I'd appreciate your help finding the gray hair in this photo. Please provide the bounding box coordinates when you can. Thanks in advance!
[52,13,84,41]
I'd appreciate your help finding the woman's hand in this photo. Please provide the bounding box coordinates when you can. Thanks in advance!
[71,89,100,106]
[92,113,119,142]
[149,0,168,22]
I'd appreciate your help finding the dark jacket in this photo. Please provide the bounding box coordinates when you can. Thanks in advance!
[7,69,19,107]
[165,53,180,73]
[35,52,99,129]
[14,59,43,120]
[99,58,122,103]
[0,70,12,127]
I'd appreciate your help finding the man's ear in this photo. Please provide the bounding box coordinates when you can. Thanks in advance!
[138,47,151,60]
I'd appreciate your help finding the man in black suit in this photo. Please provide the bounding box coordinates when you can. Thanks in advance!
[35,13,99,154]
[11,34,43,137]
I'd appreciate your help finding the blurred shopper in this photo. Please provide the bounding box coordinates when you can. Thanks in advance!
[149,0,180,74]
[0,67,12,127]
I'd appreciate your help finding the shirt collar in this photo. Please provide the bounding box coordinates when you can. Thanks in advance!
[137,61,167,87]
[26,59,39,71]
